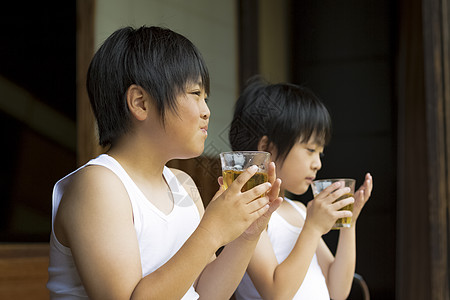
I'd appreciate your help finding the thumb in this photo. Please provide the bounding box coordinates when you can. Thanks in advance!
[211,180,226,202]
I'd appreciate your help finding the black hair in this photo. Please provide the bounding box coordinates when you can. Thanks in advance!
[229,76,332,164]
[86,26,210,147]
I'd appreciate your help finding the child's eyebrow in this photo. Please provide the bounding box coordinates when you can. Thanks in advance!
[186,80,203,89]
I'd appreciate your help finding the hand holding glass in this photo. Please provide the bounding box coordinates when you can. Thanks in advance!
[219,151,270,193]
[311,178,356,229]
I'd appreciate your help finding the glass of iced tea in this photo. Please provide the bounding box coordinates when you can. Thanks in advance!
[311,178,356,229]
[219,151,270,193]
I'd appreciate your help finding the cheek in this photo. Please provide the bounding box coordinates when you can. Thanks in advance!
[280,176,310,195]
[278,161,311,193]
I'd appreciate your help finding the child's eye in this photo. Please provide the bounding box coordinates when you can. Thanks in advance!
[307,148,324,158]
[204,97,209,104]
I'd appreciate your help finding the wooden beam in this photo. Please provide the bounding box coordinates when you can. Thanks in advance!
[396,0,430,298]
[238,0,259,91]
[422,0,450,298]
[76,0,101,166]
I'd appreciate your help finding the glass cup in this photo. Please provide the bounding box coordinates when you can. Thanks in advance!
[311,178,356,229]
[219,151,271,193]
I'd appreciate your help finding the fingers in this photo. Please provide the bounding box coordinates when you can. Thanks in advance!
[317,182,351,204]
[228,165,258,193]
[245,195,270,213]
[268,162,276,185]
[267,178,282,202]
[332,196,354,211]
[211,184,225,202]
[356,173,373,203]
[332,196,354,220]
[317,181,344,198]
[242,182,272,204]
[228,164,279,203]
[267,197,283,214]
[364,173,373,199]
[335,209,353,219]
[356,189,365,204]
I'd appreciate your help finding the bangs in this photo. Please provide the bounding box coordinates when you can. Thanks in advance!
[297,105,332,146]
[181,52,210,95]
[267,84,332,163]
[128,26,210,122]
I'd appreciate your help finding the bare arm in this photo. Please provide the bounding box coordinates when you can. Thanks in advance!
[247,225,323,300]
[246,182,354,300]
[316,228,356,300]
[318,173,373,300]
[195,162,282,299]
[57,166,146,299]
[57,165,274,299]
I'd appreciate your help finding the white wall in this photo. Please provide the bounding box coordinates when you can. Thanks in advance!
[94,0,237,154]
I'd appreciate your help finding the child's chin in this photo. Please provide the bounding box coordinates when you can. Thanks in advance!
[292,185,309,196]
[184,148,205,159]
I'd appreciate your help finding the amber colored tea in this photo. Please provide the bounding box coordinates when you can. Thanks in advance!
[332,192,354,229]
[222,169,268,193]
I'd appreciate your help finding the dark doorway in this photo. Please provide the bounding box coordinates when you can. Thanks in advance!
[289,1,397,298]
[0,1,77,242]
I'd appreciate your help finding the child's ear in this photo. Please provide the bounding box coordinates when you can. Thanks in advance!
[258,136,278,162]
[127,84,149,121]
[257,136,275,153]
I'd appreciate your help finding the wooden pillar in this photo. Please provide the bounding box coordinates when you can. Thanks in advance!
[397,0,450,298]
[422,0,450,298]
[238,0,259,91]
[76,0,101,166]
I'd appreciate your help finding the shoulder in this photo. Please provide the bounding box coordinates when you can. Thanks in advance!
[56,165,133,245]
[288,199,307,212]
[276,199,306,227]
[64,164,126,198]
[169,167,204,214]
[279,198,307,213]
[59,164,132,215]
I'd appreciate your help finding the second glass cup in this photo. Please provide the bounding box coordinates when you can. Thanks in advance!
[311,178,356,229]
[219,151,271,193]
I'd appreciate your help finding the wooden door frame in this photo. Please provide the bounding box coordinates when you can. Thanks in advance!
[397,0,450,298]
[76,0,100,165]
[422,0,450,298]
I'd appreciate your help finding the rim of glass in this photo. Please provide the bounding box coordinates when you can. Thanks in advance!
[312,178,355,183]
[219,151,270,156]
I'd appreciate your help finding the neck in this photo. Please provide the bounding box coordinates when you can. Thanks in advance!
[107,134,169,182]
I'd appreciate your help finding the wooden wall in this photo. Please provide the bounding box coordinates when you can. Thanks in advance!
[0,244,50,299]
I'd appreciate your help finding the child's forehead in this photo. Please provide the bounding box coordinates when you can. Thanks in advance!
[185,77,204,88]
[299,133,326,147]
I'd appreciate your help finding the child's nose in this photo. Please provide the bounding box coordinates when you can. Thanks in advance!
[201,102,210,119]
[312,156,322,170]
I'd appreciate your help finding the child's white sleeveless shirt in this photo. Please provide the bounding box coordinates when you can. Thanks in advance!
[235,198,330,300]
[47,154,201,299]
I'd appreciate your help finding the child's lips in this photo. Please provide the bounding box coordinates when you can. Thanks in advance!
[305,177,315,183]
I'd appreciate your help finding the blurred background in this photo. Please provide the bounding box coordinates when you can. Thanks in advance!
[0,0,448,299]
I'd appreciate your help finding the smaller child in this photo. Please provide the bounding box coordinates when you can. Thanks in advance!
[230,77,373,300]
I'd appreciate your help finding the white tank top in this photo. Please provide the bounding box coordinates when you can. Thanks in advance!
[47,154,201,299]
[235,198,330,300]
